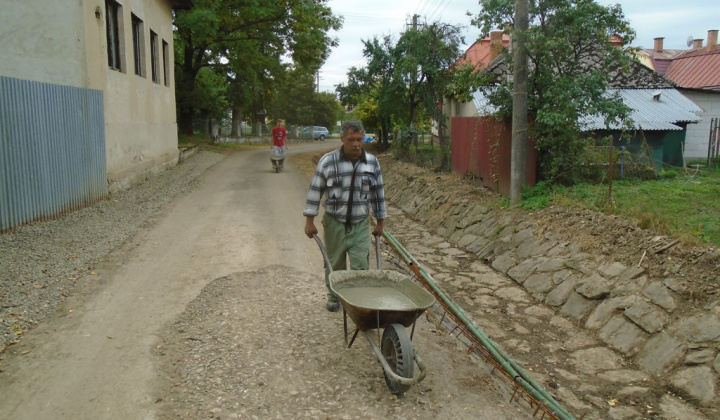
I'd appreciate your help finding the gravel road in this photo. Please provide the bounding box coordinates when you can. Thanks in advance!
[0,145,526,419]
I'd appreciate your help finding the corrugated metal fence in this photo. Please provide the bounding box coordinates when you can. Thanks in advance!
[451,116,536,196]
[1,76,107,232]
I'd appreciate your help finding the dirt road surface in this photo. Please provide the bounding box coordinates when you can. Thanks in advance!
[0,142,525,419]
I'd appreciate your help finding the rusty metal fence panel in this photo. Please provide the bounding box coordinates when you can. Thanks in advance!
[451,116,536,196]
[1,76,107,232]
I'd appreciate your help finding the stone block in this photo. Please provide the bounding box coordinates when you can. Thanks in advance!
[637,331,686,374]
[618,265,646,281]
[599,314,648,356]
[560,291,596,321]
[457,233,478,248]
[658,395,708,420]
[524,273,554,295]
[545,277,580,307]
[570,347,623,374]
[466,237,490,253]
[536,257,568,272]
[585,296,637,330]
[670,366,717,406]
[511,228,534,246]
[624,300,668,334]
[494,286,532,303]
[506,256,545,283]
[612,274,650,296]
[515,238,540,259]
[599,261,628,278]
[642,281,676,312]
[684,349,716,365]
[576,273,613,299]
[672,313,720,343]
[491,252,517,275]
[663,277,687,293]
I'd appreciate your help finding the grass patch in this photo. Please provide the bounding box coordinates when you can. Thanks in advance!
[520,167,720,246]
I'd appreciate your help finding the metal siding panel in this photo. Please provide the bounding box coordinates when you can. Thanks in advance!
[0,76,108,232]
[452,116,536,197]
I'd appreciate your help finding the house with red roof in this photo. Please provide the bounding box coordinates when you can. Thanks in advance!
[642,30,720,161]
[440,31,510,138]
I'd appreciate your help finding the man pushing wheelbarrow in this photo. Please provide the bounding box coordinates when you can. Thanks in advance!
[303,121,435,394]
[303,120,386,312]
[270,119,287,172]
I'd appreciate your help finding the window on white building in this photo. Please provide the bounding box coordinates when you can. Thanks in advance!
[106,0,123,71]
[131,14,145,77]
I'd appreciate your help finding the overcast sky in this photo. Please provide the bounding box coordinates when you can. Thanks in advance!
[318,0,720,93]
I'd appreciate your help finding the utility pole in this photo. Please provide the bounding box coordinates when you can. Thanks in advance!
[510,0,529,206]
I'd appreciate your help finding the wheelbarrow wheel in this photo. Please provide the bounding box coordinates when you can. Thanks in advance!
[381,323,414,394]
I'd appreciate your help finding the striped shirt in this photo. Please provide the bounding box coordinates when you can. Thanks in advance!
[303,148,387,224]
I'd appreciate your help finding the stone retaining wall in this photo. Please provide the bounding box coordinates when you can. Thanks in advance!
[382,162,720,408]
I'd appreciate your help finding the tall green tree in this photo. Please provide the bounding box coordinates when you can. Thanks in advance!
[392,22,465,169]
[473,0,635,184]
[173,0,341,135]
[266,67,344,128]
[336,36,397,150]
[337,23,465,166]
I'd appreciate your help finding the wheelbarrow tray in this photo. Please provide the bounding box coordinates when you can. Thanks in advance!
[329,270,435,331]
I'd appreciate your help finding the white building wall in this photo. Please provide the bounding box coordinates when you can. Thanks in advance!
[83,0,180,191]
[0,1,87,87]
[1,0,180,194]
[681,90,720,161]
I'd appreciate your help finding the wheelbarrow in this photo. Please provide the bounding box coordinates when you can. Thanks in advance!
[270,146,285,172]
[313,234,435,394]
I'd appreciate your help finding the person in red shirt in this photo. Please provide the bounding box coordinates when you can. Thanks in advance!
[272,119,287,148]
[270,119,288,172]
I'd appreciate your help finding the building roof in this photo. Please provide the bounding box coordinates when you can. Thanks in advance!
[456,34,510,70]
[664,48,720,91]
[483,48,676,89]
[578,88,702,131]
[473,88,702,131]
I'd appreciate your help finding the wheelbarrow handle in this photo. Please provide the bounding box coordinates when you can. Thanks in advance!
[313,234,334,273]
[312,233,383,271]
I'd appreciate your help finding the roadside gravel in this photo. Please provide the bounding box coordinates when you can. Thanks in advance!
[0,150,225,352]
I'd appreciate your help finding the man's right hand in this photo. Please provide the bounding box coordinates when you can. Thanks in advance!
[304,217,318,238]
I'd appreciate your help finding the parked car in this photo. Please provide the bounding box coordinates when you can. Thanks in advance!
[312,126,329,141]
[299,125,330,141]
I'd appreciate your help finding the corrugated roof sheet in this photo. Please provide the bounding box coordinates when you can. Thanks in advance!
[579,88,702,131]
[473,88,702,131]
[472,89,500,115]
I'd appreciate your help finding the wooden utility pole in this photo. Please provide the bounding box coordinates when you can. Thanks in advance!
[510,0,529,206]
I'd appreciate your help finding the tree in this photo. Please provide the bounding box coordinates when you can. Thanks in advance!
[392,22,465,169]
[336,36,398,150]
[266,67,344,129]
[473,0,635,184]
[336,22,465,163]
[173,0,341,135]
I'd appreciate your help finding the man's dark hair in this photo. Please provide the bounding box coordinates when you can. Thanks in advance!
[341,120,364,136]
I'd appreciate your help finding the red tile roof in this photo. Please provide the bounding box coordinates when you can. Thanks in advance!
[664,47,720,91]
[456,34,510,70]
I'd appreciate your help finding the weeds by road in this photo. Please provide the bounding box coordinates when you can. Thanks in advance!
[521,166,720,247]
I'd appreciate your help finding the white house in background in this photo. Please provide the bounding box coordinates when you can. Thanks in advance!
[641,30,720,161]
[0,0,189,194]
